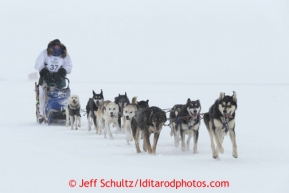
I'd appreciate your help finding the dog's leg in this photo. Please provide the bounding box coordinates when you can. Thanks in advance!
[229,128,238,158]
[213,129,224,154]
[174,131,180,148]
[212,119,224,154]
[208,123,218,159]
[186,131,192,152]
[103,121,108,138]
[106,121,113,139]
[143,134,147,152]
[131,118,141,152]
[173,123,180,148]
[87,112,92,131]
[132,126,141,153]
[93,111,98,133]
[144,131,153,154]
[124,121,133,145]
[76,116,80,130]
[96,113,102,135]
[66,108,70,127]
[117,113,122,132]
[113,116,121,134]
[113,118,121,135]
[70,115,74,130]
[152,132,160,154]
[180,129,186,152]
[192,129,199,154]
[97,119,104,135]
[78,115,81,128]
[123,119,129,144]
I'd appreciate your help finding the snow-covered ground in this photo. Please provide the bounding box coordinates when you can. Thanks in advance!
[1,81,288,193]
[1,0,289,192]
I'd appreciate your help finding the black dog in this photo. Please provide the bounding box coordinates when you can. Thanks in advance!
[86,89,104,132]
[137,100,149,109]
[137,99,150,139]
[131,107,167,154]
[203,91,238,159]
[169,99,201,153]
[114,92,130,129]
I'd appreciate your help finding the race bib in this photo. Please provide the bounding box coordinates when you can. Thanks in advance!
[46,56,64,72]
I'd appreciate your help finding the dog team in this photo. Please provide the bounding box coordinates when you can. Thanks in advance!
[65,90,238,159]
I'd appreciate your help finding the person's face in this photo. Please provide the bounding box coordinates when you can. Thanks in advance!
[53,45,60,50]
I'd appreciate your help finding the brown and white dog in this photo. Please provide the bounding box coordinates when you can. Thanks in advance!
[96,100,120,139]
[131,107,167,154]
[65,95,81,130]
[122,97,138,144]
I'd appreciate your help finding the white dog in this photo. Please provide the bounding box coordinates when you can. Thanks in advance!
[122,97,138,144]
[96,100,120,139]
[66,95,81,130]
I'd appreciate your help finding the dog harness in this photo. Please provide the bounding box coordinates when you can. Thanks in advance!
[68,104,81,116]
[221,118,229,132]
[221,114,234,132]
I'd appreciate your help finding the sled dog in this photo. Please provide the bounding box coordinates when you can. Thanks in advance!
[66,94,81,130]
[136,99,149,139]
[203,91,238,159]
[96,100,120,139]
[114,92,130,129]
[169,99,201,153]
[86,90,104,133]
[131,107,167,154]
[122,97,138,144]
[137,99,149,109]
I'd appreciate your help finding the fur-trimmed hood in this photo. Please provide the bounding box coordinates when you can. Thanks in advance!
[46,39,67,58]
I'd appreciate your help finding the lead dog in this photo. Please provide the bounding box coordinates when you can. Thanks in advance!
[169,99,201,153]
[131,107,167,154]
[203,91,238,159]
[96,100,120,139]
[66,95,81,130]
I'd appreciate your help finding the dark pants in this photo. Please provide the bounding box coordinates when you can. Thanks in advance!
[38,77,66,88]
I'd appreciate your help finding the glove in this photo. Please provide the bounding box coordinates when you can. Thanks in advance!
[39,68,49,77]
[53,73,62,82]
[58,67,67,77]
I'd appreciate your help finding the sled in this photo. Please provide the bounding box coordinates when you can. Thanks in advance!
[35,78,71,125]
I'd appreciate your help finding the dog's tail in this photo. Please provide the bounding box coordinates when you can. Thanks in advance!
[132,96,137,104]
[203,112,210,130]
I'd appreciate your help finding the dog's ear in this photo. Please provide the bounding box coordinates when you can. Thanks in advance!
[186,98,191,105]
[100,89,103,95]
[146,100,149,103]
[125,92,127,96]
[102,106,106,114]
[218,92,225,101]
[197,99,201,106]
[175,108,179,116]
[93,90,96,95]
[232,91,237,102]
